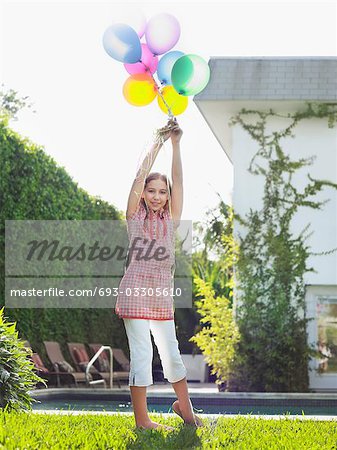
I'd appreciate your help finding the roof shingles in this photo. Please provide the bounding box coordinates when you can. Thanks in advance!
[194,57,337,101]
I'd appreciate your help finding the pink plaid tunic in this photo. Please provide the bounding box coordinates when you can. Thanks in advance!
[115,201,175,320]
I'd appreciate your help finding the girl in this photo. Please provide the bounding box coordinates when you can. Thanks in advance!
[115,118,202,430]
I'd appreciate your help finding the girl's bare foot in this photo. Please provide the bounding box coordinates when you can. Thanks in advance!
[137,420,175,431]
[172,400,204,427]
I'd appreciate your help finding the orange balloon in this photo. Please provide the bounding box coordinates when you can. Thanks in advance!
[123,73,157,106]
[157,85,188,116]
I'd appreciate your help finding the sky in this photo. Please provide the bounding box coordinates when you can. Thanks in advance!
[1,1,336,223]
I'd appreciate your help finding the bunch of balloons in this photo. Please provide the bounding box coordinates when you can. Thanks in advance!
[102,12,210,117]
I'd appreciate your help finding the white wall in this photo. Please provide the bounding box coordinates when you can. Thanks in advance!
[232,110,337,285]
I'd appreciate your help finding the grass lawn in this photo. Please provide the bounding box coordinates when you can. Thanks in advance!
[0,411,337,449]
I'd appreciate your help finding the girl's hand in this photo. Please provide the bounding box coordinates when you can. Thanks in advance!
[157,122,173,142]
[168,118,183,145]
[157,118,183,144]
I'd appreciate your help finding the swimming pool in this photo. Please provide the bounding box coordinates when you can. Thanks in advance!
[31,389,337,416]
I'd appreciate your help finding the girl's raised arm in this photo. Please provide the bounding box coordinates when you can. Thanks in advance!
[170,121,184,225]
[126,124,172,219]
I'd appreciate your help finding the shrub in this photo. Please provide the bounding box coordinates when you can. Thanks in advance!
[0,307,45,411]
[191,277,240,386]
[191,204,240,385]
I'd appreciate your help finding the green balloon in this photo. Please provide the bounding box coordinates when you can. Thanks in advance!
[171,54,210,96]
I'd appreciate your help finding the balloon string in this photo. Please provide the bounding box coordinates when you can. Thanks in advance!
[137,61,174,218]
[140,61,174,120]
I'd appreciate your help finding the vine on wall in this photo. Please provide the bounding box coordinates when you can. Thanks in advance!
[227,102,337,392]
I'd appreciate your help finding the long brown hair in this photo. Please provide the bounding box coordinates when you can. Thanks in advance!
[141,172,172,238]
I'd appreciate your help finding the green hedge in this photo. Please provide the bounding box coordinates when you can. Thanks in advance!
[0,116,130,366]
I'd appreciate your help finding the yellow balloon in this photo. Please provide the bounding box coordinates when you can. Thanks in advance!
[123,73,157,106]
[157,85,188,116]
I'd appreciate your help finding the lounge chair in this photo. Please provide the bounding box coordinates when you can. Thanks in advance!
[67,343,106,387]
[88,343,129,387]
[44,341,93,387]
[111,348,130,372]
[24,341,71,387]
[31,352,71,388]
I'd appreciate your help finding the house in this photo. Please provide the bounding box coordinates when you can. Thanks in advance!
[194,57,337,392]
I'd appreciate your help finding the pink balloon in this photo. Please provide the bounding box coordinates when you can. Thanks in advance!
[124,43,158,75]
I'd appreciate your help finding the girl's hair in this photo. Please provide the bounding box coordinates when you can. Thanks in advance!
[141,172,172,238]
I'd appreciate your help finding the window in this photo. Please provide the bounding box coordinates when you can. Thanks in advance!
[316,296,337,373]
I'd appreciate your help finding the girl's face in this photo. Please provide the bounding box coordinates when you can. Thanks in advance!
[142,179,169,212]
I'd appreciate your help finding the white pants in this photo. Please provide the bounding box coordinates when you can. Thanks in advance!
[123,318,187,386]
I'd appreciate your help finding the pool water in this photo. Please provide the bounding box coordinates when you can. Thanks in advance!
[32,399,337,416]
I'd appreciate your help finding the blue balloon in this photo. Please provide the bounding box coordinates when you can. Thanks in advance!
[157,51,185,85]
[102,23,142,64]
